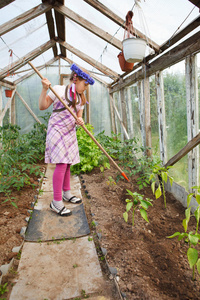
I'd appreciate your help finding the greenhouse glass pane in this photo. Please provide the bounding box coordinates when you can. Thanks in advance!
[16,62,59,134]
[90,80,111,136]
[128,84,141,144]
[163,61,188,190]
[150,75,160,157]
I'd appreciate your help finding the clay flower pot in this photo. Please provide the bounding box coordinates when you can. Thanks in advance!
[118,51,134,72]
[5,89,13,98]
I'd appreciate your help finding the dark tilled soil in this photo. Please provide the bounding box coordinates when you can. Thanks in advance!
[1,163,200,300]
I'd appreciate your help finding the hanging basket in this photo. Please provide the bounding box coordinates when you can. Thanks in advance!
[5,89,13,98]
[123,37,147,63]
[118,51,134,72]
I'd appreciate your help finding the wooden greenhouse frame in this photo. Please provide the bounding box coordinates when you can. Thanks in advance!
[0,0,200,201]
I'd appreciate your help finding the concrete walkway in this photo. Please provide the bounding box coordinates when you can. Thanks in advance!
[9,164,114,300]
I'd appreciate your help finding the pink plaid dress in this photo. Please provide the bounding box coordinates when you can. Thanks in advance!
[45,85,84,165]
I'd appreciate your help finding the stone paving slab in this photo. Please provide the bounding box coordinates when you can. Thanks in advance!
[10,237,105,300]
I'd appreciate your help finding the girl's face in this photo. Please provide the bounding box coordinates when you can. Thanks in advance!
[76,78,88,94]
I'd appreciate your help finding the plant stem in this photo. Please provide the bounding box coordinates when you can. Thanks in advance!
[161,179,166,208]
[192,265,195,281]
[132,208,136,227]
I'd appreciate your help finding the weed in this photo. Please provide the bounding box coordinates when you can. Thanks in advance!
[88,237,93,241]
[73,264,78,268]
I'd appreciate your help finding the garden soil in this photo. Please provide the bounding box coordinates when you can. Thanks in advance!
[0,163,200,299]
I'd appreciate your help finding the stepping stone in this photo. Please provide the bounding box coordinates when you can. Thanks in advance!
[10,237,105,300]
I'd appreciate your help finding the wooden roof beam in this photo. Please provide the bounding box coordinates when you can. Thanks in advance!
[0,39,56,80]
[0,2,52,36]
[188,0,200,8]
[56,38,119,80]
[0,0,15,9]
[54,0,66,57]
[53,1,122,50]
[42,1,58,57]
[83,0,159,52]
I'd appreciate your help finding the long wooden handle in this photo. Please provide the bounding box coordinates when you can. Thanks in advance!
[28,61,129,181]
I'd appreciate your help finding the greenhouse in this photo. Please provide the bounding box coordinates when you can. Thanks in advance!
[0,0,200,299]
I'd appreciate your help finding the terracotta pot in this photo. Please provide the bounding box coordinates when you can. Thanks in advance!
[118,51,134,72]
[5,89,13,98]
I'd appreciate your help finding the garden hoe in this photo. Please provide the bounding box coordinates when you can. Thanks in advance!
[28,61,129,182]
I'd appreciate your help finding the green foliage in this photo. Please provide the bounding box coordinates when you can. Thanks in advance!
[0,123,47,203]
[123,190,153,228]
[149,164,174,208]
[97,131,154,183]
[167,186,200,280]
[71,124,110,175]
[0,282,8,295]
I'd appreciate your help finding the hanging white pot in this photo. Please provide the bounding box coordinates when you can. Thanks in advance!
[122,37,147,63]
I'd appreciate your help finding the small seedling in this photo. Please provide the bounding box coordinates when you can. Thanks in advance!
[123,190,153,228]
[73,264,78,268]
[149,164,173,208]
[81,289,89,298]
[88,237,93,241]
[167,186,200,280]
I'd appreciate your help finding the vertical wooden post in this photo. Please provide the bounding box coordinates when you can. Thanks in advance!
[109,92,116,134]
[155,71,167,164]
[138,67,152,157]
[126,86,134,139]
[120,87,128,139]
[10,92,16,125]
[117,90,124,140]
[138,80,146,148]
[185,54,199,191]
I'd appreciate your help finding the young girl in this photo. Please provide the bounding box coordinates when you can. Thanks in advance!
[39,64,95,216]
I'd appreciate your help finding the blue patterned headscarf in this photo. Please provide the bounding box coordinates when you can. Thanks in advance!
[70,64,95,85]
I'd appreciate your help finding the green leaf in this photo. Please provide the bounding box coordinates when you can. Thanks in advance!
[196,194,200,205]
[140,200,152,210]
[151,181,156,194]
[123,211,128,222]
[161,171,168,183]
[188,233,199,246]
[169,176,174,186]
[126,202,133,212]
[196,259,200,274]
[187,193,193,207]
[140,208,149,223]
[194,208,200,224]
[149,174,155,181]
[182,218,188,233]
[185,207,191,222]
[167,232,180,239]
[187,248,198,268]
[155,185,162,199]
[126,189,134,197]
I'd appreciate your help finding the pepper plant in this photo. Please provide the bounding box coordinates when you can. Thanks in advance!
[123,190,153,228]
[149,164,174,208]
[167,186,200,281]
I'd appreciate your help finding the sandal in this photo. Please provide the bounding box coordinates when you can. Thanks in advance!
[63,195,82,204]
[50,201,72,216]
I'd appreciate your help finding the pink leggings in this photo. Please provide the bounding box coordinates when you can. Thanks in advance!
[53,163,71,201]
